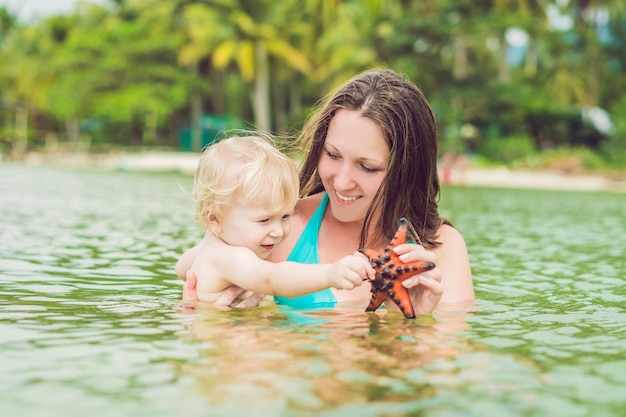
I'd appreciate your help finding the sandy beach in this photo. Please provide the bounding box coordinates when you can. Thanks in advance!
[12,150,626,193]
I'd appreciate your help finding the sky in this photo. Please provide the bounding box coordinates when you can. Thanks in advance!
[0,0,104,22]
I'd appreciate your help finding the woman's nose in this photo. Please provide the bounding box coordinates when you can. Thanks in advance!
[334,164,355,190]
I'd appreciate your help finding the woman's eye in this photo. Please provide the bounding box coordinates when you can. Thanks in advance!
[325,150,340,160]
[360,164,378,173]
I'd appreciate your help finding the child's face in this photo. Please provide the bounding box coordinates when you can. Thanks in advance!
[214,201,293,259]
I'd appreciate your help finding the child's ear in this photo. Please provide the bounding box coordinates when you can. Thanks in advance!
[205,211,222,235]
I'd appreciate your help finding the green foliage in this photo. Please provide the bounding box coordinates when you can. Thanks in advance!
[526,147,609,172]
[0,0,623,172]
[477,135,536,164]
[0,7,18,45]
[599,95,626,167]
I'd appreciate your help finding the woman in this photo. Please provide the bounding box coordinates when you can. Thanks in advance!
[177,69,474,315]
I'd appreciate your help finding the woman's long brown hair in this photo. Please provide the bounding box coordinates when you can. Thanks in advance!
[298,69,450,249]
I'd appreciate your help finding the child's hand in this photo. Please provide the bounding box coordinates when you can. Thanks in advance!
[327,253,375,290]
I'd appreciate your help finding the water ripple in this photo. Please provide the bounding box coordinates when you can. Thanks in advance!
[1,166,625,417]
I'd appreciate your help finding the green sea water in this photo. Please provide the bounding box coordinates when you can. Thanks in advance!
[1,163,624,417]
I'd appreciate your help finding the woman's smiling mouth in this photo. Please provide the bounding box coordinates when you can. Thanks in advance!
[335,191,360,202]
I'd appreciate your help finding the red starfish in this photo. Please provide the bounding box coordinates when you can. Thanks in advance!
[359,218,436,318]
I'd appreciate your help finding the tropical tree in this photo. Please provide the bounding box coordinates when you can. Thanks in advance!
[0,7,28,157]
[179,0,310,134]
[0,15,75,152]
[90,1,189,145]
[0,6,17,47]
[491,0,549,82]
[564,0,626,105]
[0,0,624,167]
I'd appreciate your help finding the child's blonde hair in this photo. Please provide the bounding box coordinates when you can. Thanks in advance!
[193,133,299,229]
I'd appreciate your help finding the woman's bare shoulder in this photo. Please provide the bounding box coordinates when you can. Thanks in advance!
[434,223,475,305]
[434,223,470,266]
[294,193,324,218]
[291,193,325,230]
[269,193,324,262]
[437,223,466,246]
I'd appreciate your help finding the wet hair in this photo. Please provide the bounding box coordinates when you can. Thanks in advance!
[298,69,449,248]
[193,133,299,229]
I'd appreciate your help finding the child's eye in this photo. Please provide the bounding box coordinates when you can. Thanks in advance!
[258,218,270,223]
[282,214,291,220]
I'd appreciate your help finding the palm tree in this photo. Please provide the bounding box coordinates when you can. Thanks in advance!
[0,15,78,150]
[179,1,310,133]
[565,0,626,105]
[491,0,549,82]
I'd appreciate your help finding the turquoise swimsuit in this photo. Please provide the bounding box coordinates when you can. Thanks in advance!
[273,193,337,309]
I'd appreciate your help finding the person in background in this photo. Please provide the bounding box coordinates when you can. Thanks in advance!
[178,69,474,315]
[179,134,374,306]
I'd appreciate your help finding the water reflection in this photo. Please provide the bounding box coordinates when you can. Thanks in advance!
[178,304,476,415]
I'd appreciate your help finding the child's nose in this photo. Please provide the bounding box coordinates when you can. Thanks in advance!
[269,223,286,237]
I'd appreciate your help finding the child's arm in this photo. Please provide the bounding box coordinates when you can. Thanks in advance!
[175,245,199,280]
[212,246,374,297]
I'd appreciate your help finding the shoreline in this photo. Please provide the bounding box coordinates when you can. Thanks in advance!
[442,165,626,192]
[7,150,626,193]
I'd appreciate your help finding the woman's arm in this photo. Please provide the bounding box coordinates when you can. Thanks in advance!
[182,270,267,309]
[432,224,474,306]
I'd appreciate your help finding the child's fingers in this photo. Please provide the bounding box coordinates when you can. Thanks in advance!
[351,253,376,280]
[339,268,363,289]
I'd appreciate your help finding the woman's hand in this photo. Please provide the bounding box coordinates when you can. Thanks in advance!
[181,270,266,309]
[393,244,444,315]
[216,286,266,308]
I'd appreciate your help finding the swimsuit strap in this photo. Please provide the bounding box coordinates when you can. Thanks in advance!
[286,193,328,263]
[274,193,336,308]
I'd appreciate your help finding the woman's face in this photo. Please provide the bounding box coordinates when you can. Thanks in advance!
[318,109,390,224]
